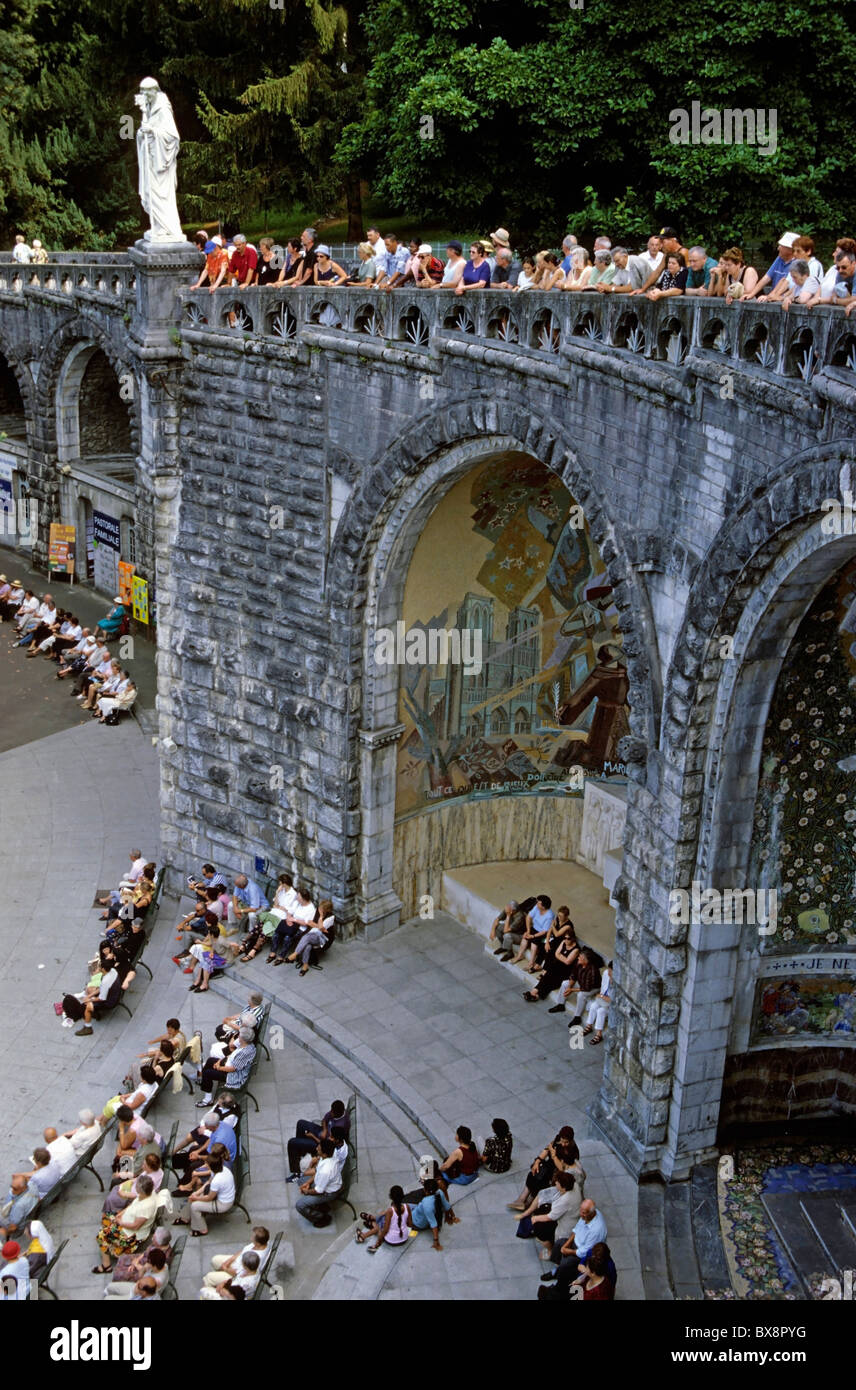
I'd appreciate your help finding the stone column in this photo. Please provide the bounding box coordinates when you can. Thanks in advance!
[356,723,405,940]
[126,239,199,887]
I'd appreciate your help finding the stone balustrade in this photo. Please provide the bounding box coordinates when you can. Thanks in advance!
[0,257,136,301]
[177,285,856,387]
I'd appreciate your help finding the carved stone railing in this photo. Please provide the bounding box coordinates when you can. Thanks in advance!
[0,255,135,302]
[177,286,856,394]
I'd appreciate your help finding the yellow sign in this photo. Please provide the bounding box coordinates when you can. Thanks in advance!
[131,575,149,624]
[118,559,136,607]
[48,523,76,574]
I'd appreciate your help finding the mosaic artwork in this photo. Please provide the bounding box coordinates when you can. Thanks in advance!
[751,974,856,1044]
[395,457,629,817]
[748,559,856,952]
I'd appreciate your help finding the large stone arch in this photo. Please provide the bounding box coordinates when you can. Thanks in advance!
[594,440,856,1178]
[0,337,36,447]
[327,392,657,938]
[36,318,140,463]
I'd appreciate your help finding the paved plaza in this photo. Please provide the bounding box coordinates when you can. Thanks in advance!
[1,648,642,1300]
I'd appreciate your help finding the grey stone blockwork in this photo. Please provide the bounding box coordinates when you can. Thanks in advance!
[2,261,856,1178]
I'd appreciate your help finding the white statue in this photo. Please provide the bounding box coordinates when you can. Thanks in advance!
[135,78,184,242]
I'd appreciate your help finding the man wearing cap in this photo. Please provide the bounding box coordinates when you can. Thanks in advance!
[0,1240,31,1299]
[412,244,444,285]
[191,235,229,293]
[743,233,799,299]
[375,232,410,290]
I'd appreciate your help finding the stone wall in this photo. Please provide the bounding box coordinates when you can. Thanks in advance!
[3,270,856,1178]
[392,794,584,921]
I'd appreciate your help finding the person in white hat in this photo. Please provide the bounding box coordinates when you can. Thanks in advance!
[743,232,800,300]
[412,243,444,286]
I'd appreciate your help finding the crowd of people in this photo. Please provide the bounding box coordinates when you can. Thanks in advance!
[184,223,856,317]
[489,896,612,1045]
[1,578,136,724]
[171,864,335,985]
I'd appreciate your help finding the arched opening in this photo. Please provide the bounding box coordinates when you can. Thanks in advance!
[0,353,26,441]
[56,344,133,464]
[354,437,641,948]
[55,343,136,596]
[662,520,856,1172]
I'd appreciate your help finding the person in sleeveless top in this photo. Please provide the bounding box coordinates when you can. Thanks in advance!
[355,1186,411,1252]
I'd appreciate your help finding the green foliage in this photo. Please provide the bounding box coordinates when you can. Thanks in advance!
[339,0,856,247]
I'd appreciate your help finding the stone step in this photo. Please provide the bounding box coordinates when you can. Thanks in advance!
[690,1162,732,1293]
[208,973,434,1159]
[637,1181,673,1300]
[799,1192,856,1274]
[663,1179,703,1299]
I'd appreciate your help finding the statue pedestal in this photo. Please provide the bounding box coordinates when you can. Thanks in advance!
[128,237,201,357]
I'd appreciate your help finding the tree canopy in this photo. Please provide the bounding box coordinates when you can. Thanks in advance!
[1,0,854,249]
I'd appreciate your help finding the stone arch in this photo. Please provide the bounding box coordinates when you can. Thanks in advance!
[55,342,134,461]
[327,393,657,937]
[37,319,140,463]
[600,441,856,1177]
[0,342,34,445]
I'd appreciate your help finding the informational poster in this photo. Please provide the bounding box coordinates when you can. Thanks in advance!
[131,574,149,624]
[0,457,13,519]
[118,559,136,606]
[92,508,120,595]
[48,522,76,575]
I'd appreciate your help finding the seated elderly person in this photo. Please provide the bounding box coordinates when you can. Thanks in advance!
[103,1244,169,1299]
[0,1239,31,1300]
[95,595,127,639]
[238,874,298,961]
[73,642,114,698]
[95,674,137,724]
[201,1225,270,1292]
[0,1174,39,1241]
[267,886,317,965]
[63,1108,102,1155]
[196,1028,257,1107]
[539,1199,609,1298]
[515,1169,578,1255]
[39,1126,77,1177]
[198,1247,261,1299]
[285,899,335,976]
[14,592,55,645]
[0,580,25,622]
[60,944,123,1035]
[107,1224,172,1288]
[56,629,98,679]
[488,901,527,956]
[93,1173,169,1273]
[102,1152,164,1215]
[286,1099,350,1179]
[13,1147,62,1201]
[213,993,265,1046]
[44,614,84,660]
[23,1217,55,1276]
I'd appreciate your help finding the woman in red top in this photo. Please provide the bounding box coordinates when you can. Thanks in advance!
[438,1126,481,1194]
[574,1244,615,1300]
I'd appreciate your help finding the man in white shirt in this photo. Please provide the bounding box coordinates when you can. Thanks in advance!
[64,1109,102,1155]
[177,1156,236,1234]
[41,1128,76,1176]
[11,235,32,264]
[56,629,96,677]
[270,887,316,963]
[13,589,38,630]
[295,1137,343,1226]
[201,1225,271,1291]
[627,234,664,290]
[19,597,57,648]
[1,583,24,620]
